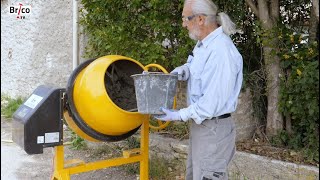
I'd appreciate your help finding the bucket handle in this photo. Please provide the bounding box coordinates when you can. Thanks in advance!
[144,64,177,130]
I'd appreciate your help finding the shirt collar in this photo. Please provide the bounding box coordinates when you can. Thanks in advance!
[197,26,223,48]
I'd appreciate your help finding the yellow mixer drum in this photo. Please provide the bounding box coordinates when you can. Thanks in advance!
[64,55,149,142]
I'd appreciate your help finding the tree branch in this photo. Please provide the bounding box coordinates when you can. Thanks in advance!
[245,0,260,18]
[312,0,319,22]
[270,0,279,19]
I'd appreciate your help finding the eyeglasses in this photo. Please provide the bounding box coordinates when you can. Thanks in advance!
[182,14,207,22]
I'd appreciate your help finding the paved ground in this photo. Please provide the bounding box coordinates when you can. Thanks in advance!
[1,117,137,180]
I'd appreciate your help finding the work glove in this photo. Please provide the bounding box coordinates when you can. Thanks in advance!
[171,65,190,81]
[153,107,181,121]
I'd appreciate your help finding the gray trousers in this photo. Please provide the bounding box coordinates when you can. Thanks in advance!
[185,117,236,180]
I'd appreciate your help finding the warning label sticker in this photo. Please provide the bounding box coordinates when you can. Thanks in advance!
[45,132,59,143]
[24,94,43,109]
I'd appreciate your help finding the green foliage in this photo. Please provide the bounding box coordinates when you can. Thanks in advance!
[246,0,319,164]
[124,136,140,149]
[1,95,25,119]
[160,121,189,140]
[149,155,171,180]
[91,144,112,157]
[80,0,194,70]
[277,28,319,163]
[122,163,139,175]
[279,0,311,32]
[122,155,172,179]
[79,0,259,72]
[70,131,87,150]
[245,68,268,122]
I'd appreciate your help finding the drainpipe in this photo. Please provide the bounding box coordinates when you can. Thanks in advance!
[72,0,79,70]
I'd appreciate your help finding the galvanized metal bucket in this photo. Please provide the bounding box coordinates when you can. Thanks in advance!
[131,72,178,114]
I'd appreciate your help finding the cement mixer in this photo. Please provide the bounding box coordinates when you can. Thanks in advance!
[12,55,177,180]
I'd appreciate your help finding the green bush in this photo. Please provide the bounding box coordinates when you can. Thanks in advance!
[122,155,172,179]
[149,155,171,180]
[79,0,258,72]
[277,30,319,163]
[80,0,194,70]
[124,136,140,149]
[1,95,25,119]
[70,131,87,150]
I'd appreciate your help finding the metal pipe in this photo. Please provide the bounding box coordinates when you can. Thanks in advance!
[72,0,79,70]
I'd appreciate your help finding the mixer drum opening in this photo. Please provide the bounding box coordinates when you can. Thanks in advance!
[104,60,141,112]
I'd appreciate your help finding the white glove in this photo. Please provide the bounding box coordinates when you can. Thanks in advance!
[153,108,181,121]
[171,65,190,81]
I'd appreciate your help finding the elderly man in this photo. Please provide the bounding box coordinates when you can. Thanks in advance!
[155,0,243,179]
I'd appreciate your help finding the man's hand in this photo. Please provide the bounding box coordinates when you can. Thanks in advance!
[153,108,181,121]
[171,65,190,81]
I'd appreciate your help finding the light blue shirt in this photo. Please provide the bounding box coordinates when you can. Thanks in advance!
[179,27,243,124]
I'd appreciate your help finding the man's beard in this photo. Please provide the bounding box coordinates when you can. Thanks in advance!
[188,27,201,41]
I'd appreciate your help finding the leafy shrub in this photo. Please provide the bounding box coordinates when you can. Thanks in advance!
[1,95,25,119]
[80,0,194,70]
[70,131,87,150]
[277,30,319,163]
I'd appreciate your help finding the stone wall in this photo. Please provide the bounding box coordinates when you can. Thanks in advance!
[176,81,261,142]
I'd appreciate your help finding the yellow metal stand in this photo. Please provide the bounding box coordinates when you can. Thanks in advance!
[51,119,149,180]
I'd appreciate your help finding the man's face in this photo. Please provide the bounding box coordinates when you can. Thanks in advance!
[182,4,201,41]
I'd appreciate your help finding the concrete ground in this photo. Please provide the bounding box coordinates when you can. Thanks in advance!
[3,116,318,180]
[1,117,137,180]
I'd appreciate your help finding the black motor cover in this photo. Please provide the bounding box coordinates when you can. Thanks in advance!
[12,85,65,154]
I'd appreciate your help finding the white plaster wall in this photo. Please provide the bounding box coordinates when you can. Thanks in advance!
[1,0,74,98]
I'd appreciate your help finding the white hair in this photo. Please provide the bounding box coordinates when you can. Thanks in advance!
[184,0,237,35]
